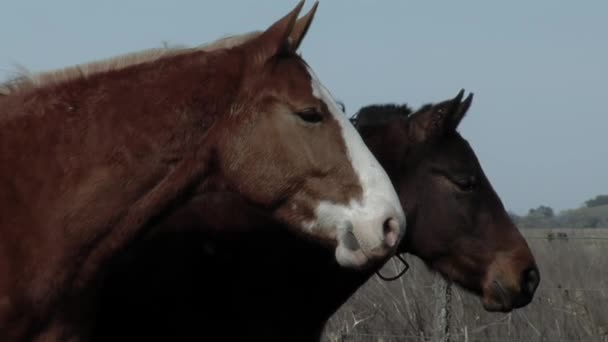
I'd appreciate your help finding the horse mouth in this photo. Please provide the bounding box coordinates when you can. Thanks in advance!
[483,280,513,312]
[335,230,390,269]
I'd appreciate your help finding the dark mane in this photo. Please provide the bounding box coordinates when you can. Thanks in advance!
[351,103,435,128]
[351,103,412,127]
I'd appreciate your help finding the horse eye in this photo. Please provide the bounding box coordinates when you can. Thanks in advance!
[454,176,478,192]
[295,108,324,124]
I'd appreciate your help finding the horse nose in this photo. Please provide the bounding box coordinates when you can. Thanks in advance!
[521,267,540,298]
[333,204,406,268]
[339,216,402,252]
[362,209,405,257]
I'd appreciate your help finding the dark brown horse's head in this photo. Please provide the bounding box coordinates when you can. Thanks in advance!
[355,91,539,312]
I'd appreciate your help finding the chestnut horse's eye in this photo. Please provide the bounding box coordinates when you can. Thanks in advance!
[295,108,324,124]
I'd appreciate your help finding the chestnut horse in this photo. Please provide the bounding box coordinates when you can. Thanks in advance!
[93,91,540,341]
[0,2,406,340]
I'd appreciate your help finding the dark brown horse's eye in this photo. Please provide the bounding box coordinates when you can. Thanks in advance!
[454,176,478,192]
[295,108,324,124]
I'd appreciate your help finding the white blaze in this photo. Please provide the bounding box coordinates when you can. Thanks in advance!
[305,67,406,262]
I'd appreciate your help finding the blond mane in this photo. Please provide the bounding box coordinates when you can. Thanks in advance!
[0,31,260,95]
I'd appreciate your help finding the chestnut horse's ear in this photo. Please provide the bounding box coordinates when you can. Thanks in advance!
[252,1,305,63]
[289,2,319,51]
[408,90,472,143]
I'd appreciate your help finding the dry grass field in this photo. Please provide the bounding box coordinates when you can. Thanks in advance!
[323,228,608,342]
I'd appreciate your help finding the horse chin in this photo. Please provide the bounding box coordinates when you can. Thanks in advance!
[428,259,514,312]
[482,301,512,313]
[334,244,369,269]
[327,218,394,269]
[334,242,389,270]
[481,280,514,312]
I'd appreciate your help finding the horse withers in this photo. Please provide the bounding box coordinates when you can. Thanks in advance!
[95,91,540,341]
[0,1,405,340]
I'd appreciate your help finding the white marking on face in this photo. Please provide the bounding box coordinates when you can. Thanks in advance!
[305,66,406,258]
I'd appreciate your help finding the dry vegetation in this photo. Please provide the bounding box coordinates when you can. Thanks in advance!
[323,228,608,342]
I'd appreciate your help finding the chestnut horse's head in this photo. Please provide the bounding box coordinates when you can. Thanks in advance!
[206,1,405,268]
[355,91,539,311]
[0,2,404,269]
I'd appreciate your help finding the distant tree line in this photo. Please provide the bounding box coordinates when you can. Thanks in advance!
[510,194,608,228]
[585,194,608,208]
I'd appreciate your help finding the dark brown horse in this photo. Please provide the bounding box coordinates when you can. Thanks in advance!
[93,91,540,341]
[0,2,406,340]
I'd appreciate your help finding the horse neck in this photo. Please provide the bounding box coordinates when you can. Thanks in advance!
[3,48,243,137]
[0,49,246,198]
[0,48,247,333]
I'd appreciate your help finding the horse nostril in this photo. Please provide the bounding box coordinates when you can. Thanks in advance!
[383,218,400,248]
[521,267,540,296]
[340,221,361,252]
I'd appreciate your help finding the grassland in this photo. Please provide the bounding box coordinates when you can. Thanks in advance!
[323,228,608,342]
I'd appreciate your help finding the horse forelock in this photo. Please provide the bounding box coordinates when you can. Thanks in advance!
[0,31,262,95]
[352,103,414,128]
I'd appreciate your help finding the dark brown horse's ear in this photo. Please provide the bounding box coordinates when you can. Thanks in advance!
[447,91,473,131]
[252,1,305,63]
[408,90,470,143]
[289,2,319,51]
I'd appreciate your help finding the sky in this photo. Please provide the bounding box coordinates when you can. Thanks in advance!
[1,0,606,214]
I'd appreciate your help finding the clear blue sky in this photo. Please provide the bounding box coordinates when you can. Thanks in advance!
[1,1,606,214]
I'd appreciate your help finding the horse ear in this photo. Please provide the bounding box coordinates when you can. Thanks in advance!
[252,1,305,63]
[289,2,319,51]
[447,92,473,131]
[408,90,469,143]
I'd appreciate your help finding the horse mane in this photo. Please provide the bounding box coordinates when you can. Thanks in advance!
[0,31,261,95]
[351,103,414,127]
